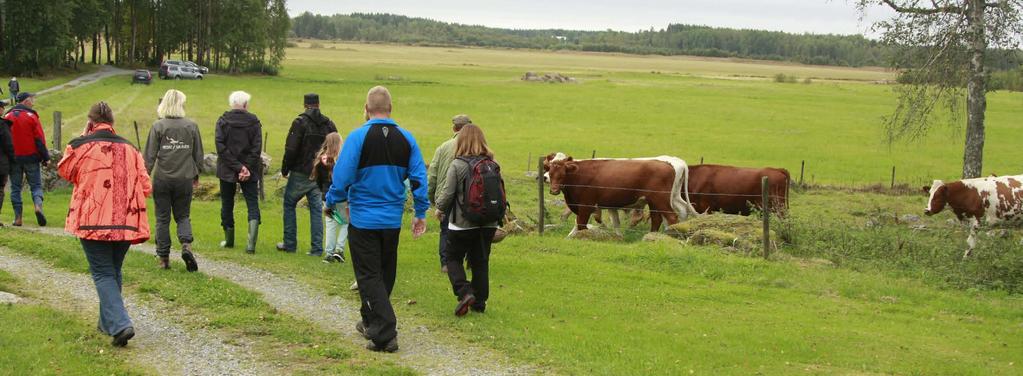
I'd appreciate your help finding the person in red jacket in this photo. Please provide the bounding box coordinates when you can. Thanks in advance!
[4,92,49,227]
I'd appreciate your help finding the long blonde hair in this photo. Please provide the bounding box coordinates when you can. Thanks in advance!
[157,89,187,118]
[310,132,342,181]
[454,124,493,158]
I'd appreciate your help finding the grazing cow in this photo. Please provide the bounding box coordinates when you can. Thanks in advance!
[545,153,695,235]
[923,175,1023,257]
[687,164,791,216]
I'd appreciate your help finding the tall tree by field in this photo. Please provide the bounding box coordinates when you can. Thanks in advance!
[859,0,1023,179]
[0,0,290,75]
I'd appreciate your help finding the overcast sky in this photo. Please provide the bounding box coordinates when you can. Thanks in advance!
[287,0,896,36]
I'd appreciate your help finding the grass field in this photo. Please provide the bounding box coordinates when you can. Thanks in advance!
[31,41,1023,186]
[2,42,1022,375]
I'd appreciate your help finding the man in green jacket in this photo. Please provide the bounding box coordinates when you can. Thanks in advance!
[428,114,470,272]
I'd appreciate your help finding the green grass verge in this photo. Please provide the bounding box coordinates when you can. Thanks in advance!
[8,189,1021,375]
[0,232,415,376]
[0,270,145,376]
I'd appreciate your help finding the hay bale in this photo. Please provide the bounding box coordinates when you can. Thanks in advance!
[666,214,777,251]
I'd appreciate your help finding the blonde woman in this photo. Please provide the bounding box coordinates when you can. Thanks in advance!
[310,132,348,263]
[143,89,204,271]
[434,124,504,317]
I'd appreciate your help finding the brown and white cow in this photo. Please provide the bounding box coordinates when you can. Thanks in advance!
[923,174,1023,257]
[687,164,791,216]
[545,153,695,235]
[559,196,648,232]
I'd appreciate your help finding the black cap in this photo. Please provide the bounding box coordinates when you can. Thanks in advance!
[304,93,319,106]
[16,92,33,103]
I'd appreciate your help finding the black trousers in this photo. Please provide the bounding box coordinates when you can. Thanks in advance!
[153,178,194,257]
[219,179,261,229]
[445,228,496,305]
[348,225,400,346]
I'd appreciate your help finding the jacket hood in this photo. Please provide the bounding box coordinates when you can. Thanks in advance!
[221,109,259,128]
[302,108,329,125]
[10,104,36,115]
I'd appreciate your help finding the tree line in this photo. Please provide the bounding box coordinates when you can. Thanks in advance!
[291,12,1016,71]
[0,0,290,75]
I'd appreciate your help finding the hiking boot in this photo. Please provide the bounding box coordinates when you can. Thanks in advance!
[181,243,198,272]
[245,220,259,254]
[219,227,235,248]
[455,293,476,317]
[275,242,296,253]
[471,302,486,313]
[365,337,398,353]
[12,215,22,227]
[157,256,170,270]
[355,321,370,339]
[34,205,46,227]
[111,327,135,347]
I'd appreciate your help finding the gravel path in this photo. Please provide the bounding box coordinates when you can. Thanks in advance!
[17,226,538,376]
[36,65,133,96]
[0,246,277,376]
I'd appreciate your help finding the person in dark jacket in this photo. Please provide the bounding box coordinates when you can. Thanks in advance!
[8,77,18,104]
[144,89,204,271]
[276,93,337,255]
[0,101,14,226]
[4,92,49,227]
[215,91,263,254]
[325,86,430,353]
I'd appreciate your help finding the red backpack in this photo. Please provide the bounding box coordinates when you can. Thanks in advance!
[457,156,507,224]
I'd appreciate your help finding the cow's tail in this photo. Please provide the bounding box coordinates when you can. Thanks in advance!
[655,156,696,220]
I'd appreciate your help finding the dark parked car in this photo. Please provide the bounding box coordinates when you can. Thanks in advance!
[132,69,152,85]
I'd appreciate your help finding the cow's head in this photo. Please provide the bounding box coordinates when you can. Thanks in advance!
[546,154,577,195]
[924,180,948,216]
[543,152,569,184]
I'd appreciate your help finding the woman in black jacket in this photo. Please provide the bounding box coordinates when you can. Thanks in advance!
[215,91,263,254]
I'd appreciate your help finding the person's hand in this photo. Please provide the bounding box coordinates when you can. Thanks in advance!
[192,178,200,190]
[433,209,444,221]
[412,217,427,239]
[323,206,333,216]
[238,166,251,182]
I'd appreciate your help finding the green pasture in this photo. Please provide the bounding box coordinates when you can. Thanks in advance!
[30,41,1023,186]
[2,42,1021,375]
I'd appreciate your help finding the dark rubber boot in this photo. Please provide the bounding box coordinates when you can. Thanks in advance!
[245,220,259,254]
[219,227,234,248]
[181,243,198,272]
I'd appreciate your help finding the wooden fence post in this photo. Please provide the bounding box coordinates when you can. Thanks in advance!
[762,176,770,260]
[264,132,268,152]
[133,121,141,148]
[591,150,596,159]
[537,157,545,235]
[527,152,532,172]
[699,156,703,165]
[891,165,896,189]
[52,111,62,149]
[799,160,805,188]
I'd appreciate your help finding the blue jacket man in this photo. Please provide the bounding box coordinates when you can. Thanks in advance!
[326,86,428,353]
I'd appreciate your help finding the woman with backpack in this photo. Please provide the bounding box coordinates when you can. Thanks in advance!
[311,132,349,264]
[434,124,505,317]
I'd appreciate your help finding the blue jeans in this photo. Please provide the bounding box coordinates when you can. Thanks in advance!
[81,239,133,336]
[282,172,323,254]
[10,162,43,217]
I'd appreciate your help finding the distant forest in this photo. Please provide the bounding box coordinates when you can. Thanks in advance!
[290,12,1022,74]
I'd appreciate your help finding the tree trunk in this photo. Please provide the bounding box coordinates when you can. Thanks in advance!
[961,0,988,179]
[105,24,112,64]
[92,33,99,64]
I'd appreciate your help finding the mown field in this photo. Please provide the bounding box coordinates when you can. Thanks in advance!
[1,42,1021,375]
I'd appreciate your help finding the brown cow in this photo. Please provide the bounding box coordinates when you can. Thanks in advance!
[687,164,790,216]
[545,153,694,234]
[923,174,1023,257]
